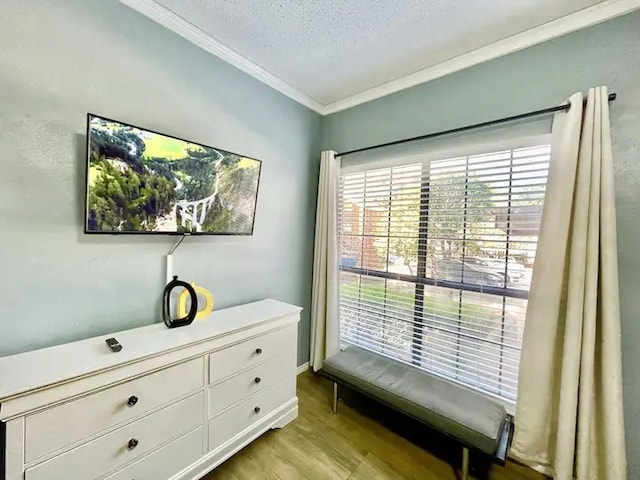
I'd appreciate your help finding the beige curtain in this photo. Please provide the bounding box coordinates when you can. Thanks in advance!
[310,151,340,371]
[512,87,626,479]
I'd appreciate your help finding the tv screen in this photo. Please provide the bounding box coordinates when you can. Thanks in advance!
[85,114,262,235]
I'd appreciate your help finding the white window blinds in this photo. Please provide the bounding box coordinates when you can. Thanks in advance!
[338,143,550,404]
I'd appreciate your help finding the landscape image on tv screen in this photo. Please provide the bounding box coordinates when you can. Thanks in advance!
[85,114,261,234]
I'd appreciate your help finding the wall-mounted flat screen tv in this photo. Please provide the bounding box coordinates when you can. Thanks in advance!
[85,114,262,235]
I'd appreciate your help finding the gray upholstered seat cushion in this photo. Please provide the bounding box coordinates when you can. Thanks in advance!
[322,346,507,455]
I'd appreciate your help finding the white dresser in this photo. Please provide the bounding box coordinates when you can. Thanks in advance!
[0,299,301,480]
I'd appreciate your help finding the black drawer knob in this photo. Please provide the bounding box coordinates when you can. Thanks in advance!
[127,438,139,450]
[127,395,138,407]
[254,406,261,414]
[255,348,262,355]
[254,377,261,384]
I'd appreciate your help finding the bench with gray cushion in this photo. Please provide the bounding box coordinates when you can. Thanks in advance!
[320,346,513,480]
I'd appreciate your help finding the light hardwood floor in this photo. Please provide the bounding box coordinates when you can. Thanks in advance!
[204,372,546,480]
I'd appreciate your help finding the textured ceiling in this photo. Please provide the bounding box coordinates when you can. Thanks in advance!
[152,0,604,105]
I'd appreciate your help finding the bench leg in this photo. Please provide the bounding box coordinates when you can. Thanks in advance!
[461,447,469,480]
[332,382,338,414]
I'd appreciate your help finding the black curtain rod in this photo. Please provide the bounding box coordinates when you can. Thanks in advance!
[336,92,617,157]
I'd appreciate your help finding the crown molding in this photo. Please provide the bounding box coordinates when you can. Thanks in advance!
[120,0,640,116]
[118,0,326,113]
[323,0,640,115]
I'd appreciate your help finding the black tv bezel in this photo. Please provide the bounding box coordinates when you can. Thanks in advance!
[84,113,263,236]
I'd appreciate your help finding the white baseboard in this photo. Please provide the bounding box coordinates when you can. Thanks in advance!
[296,362,310,375]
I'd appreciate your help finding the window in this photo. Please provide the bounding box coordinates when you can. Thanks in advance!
[338,142,550,405]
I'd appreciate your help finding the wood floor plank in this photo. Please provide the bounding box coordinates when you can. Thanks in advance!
[347,452,442,480]
[347,453,405,480]
[203,372,547,480]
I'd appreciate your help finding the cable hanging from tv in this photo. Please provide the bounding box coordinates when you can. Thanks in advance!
[168,234,187,255]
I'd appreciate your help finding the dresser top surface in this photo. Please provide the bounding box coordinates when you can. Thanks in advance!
[0,299,301,400]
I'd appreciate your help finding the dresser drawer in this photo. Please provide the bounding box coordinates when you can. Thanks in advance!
[25,357,204,463]
[104,427,203,480]
[209,326,295,384]
[208,377,295,452]
[26,392,204,480]
[208,353,291,416]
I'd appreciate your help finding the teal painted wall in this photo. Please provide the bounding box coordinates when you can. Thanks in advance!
[323,12,640,476]
[0,0,321,366]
